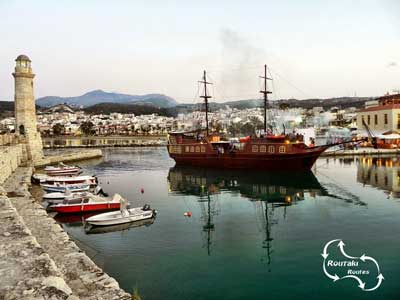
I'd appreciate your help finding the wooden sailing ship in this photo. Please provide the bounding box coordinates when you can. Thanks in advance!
[167,66,349,171]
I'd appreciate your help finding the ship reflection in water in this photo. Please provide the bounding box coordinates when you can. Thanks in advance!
[167,167,327,266]
[357,156,400,198]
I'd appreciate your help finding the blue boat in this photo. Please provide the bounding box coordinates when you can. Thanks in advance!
[41,183,90,193]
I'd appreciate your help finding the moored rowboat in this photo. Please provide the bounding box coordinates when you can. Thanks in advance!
[49,193,122,214]
[41,183,90,193]
[45,163,82,176]
[33,174,97,186]
[43,186,108,203]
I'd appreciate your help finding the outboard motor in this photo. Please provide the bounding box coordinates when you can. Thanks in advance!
[94,186,109,197]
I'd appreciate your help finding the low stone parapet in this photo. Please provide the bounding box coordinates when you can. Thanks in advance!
[35,149,103,167]
[0,145,25,184]
[0,194,75,299]
[2,167,131,300]
[0,133,18,146]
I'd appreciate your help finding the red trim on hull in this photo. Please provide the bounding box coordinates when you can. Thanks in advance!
[52,203,120,214]
[170,147,327,171]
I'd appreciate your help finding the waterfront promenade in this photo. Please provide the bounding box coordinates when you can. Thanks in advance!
[322,148,400,157]
[42,135,167,149]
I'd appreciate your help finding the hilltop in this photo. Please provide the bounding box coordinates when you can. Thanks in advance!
[36,90,178,108]
[1,95,375,118]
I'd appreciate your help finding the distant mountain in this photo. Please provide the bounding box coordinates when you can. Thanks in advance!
[36,90,178,108]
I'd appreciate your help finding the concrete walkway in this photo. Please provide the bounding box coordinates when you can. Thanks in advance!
[1,168,131,300]
[322,148,400,157]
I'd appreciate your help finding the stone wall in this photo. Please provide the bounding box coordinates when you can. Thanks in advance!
[0,194,74,300]
[0,144,26,184]
[0,134,18,146]
[1,167,131,299]
[35,149,103,167]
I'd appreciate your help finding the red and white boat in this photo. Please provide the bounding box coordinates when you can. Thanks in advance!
[33,174,97,186]
[49,193,122,214]
[44,163,82,176]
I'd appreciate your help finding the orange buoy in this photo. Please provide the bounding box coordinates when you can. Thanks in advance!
[184,211,192,217]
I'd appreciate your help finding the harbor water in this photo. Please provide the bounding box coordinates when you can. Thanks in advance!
[49,148,400,300]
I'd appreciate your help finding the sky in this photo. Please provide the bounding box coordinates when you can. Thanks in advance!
[0,0,399,103]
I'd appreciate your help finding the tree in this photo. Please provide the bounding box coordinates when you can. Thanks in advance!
[211,120,223,133]
[279,103,290,110]
[52,123,65,136]
[249,116,263,132]
[228,123,241,137]
[240,123,255,136]
[80,121,95,136]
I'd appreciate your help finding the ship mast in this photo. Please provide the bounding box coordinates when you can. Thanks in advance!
[199,70,212,136]
[259,65,272,133]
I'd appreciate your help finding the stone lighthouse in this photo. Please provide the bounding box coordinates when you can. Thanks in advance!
[13,54,43,163]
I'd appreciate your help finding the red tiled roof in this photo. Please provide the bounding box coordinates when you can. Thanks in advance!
[358,104,400,112]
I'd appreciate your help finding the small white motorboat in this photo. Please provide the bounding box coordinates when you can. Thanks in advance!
[41,183,91,193]
[85,217,155,234]
[85,197,156,226]
[44,162,82,176]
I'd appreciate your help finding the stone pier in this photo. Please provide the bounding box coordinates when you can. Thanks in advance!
[0,167,131,299]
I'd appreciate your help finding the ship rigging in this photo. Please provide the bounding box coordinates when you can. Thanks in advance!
[167,65,368,170]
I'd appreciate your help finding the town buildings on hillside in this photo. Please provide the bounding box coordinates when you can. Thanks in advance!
[0,103,360,137]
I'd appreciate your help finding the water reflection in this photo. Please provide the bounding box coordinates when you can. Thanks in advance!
[322,156,400,198]
[167,167,326,266]
[168,167,324,200]
[357,156,400,198]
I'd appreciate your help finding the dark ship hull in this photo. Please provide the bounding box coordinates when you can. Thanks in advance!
[170,146,327,170]
[168,133,329,171]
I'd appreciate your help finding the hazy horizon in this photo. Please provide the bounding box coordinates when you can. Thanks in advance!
[0,0,399,103]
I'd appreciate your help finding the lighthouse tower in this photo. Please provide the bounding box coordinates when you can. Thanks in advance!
[13,54,43,163]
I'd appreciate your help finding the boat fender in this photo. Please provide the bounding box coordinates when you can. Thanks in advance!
[141,187,144,194]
